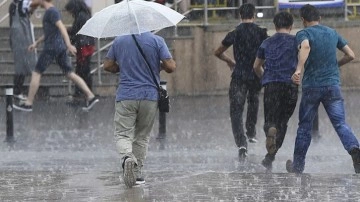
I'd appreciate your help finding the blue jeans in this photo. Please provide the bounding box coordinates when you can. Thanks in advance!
[292,85,359,173]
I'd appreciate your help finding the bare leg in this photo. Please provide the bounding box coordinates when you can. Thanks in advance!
[66,72,95,101]
[25,71,42,106]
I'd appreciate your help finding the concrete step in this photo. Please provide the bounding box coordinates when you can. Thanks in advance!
[0,40,112,60]
[0,26,114,48]
[0,37,9,48]
[0,48,17,62]
[0,26,43,39]
[0,71,118,84]
[0,61,101,72]
[0,37,115,49]
[0,82,117,97]
[0,47,111,63]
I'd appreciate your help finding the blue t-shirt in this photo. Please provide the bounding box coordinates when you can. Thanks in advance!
[256,33,298,85]
[43,7,66,52]
[296,25,347,87]
[106,32,172,101]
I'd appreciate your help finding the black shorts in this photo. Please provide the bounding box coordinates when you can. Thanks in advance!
[35,49,73,74]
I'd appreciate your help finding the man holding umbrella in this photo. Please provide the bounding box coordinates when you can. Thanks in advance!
[104,32,175,188]
[79,0,184,188]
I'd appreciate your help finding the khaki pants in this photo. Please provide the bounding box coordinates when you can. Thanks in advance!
[114,100,157,169]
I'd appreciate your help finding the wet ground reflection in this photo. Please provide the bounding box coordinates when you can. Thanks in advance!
[1,92,360,201]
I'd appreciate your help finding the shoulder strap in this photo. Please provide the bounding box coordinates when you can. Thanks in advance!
[132,34,160,89]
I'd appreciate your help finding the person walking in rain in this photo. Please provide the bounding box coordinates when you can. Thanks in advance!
[65,0,95,102]
[13,0,99,112]
[253,11,298,171]
[103,32,176,188]
[214,3,268,160]
[9,0,39,101]
[286,4,360,174]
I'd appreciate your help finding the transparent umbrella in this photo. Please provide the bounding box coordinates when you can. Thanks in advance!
[77,0,185,38]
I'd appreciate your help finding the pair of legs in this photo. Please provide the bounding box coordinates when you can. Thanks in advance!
[229,78,261,154]
[114,100,157,187]
[262,82,298,169]
[23,71,95,106]
[22,49,95,106]
[290,85,360,173]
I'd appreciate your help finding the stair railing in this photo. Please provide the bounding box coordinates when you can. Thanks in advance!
[0,0,10,25]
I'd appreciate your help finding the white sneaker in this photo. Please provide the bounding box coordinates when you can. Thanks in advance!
[82,96,99,111]
[13,94,27,101]
[135,178,145,185]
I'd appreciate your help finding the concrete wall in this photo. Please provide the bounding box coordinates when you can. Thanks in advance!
[91,0,115,14]
[336,26,360,88]
[163,24,360,96]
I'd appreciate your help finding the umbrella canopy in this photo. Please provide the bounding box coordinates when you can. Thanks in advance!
[77,0,185,38]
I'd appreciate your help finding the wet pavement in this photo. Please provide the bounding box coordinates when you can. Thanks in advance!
[1,91,360,201]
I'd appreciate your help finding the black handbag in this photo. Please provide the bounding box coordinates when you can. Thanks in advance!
[132,35,170,113]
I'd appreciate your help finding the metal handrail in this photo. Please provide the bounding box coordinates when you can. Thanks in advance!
[0,0,8,8]
[192,5,278,26]
[0,0,10,25]
[0,13,9,25]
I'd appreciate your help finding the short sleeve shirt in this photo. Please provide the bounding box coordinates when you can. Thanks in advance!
[43,7,66,52]
[106,32,172,101]
[257,33,298,85]
[222,23,268,80]
[296,25,347,87]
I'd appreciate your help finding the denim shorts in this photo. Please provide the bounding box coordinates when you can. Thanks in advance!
[35,49,73,74]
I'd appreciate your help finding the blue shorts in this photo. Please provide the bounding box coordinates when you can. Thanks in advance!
[35,49,73,74]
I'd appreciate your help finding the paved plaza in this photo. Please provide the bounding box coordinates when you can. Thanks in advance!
[1,92,360,201]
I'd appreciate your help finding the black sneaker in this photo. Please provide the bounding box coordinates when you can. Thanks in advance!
[135,177,145,185]
[82,96,99,111]
[13,103,33,112]
[238,147,247,162]
[350,147,360,174]
[286,159,294,173]
[123,158,136,188]
[266,127,277,155]
[262,155,275,171]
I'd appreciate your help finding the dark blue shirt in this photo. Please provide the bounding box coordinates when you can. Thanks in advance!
[257,33,298,85]
[296,25,347,87]
[43,7,66,52]
[222,23,268,80]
